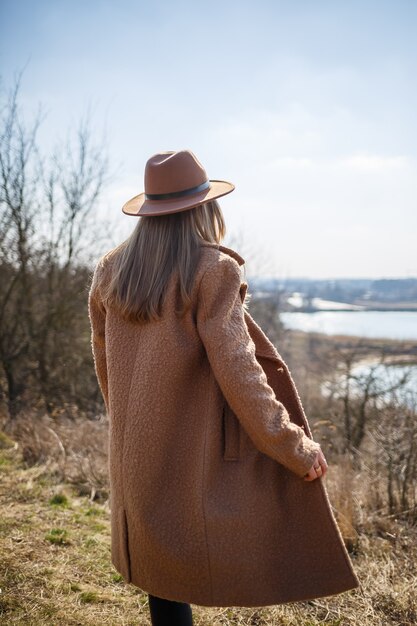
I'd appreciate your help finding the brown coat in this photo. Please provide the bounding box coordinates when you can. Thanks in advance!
[88,240,360,607]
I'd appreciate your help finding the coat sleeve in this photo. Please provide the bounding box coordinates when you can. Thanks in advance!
[196,255,321,477]
[88,261,109,413]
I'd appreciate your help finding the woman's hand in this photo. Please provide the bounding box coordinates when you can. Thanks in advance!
[304,448,328,481]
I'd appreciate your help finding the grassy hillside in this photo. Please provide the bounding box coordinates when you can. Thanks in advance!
[0,432,416,626]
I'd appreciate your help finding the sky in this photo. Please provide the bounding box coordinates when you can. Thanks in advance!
[1,0,416,279]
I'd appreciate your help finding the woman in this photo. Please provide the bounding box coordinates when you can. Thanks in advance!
[88,150,360,626]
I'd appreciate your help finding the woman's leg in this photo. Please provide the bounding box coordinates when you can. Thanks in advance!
[148,593,193,626]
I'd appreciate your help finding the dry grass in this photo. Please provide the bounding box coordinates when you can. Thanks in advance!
[4,411,110,502]
[1,430,417,625]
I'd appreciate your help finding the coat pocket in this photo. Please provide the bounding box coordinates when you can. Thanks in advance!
[222,401,240,461]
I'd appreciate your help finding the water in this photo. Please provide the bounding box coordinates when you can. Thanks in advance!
[321,360,417,409]
[281,310,417,341]
[280,305,417,406]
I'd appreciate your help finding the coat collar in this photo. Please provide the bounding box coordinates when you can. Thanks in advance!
[199,241,245,266]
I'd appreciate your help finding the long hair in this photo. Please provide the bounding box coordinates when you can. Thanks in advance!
[101,199,226,323]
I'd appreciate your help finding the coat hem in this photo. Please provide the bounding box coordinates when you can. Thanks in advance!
[123,573,360,608]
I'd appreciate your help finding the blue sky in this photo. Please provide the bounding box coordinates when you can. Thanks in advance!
[1,0,416,278]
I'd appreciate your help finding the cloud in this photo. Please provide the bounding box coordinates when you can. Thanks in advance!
[199,105,417,278]
[340,154,411,170]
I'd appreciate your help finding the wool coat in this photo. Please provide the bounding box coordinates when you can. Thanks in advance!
[88,240,360,608]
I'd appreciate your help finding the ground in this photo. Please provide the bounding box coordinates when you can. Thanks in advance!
[0,434,416,626]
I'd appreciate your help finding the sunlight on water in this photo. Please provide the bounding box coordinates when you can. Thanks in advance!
[281,310,417,340]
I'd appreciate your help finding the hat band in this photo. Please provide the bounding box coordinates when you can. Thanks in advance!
[145,180,210,201]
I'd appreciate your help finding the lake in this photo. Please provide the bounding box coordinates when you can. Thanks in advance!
[321,360,417,408]
[281,309,417,406]
[280,310,417,341]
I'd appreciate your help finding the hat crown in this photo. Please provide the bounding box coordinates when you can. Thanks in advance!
[145,150,208,195]
[122,148,234,216]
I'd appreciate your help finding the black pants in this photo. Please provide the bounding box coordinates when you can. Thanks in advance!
[148,593,193,626]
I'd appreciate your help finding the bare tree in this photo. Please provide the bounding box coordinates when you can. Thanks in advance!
[369,390,417,520]
[0,74,43,417]
[323,342,413,454]
[0,74,109,423]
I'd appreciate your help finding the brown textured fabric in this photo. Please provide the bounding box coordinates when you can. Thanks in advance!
[88,240,360,607]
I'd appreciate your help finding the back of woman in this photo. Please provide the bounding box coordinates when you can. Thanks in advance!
[88,150,360,625]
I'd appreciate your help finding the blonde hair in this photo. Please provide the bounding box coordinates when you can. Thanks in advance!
[101,200,226,323]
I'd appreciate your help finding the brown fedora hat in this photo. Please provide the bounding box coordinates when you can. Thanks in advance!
[122,149,235,216]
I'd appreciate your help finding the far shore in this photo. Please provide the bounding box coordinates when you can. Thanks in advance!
[287,328,417,366]
[285,301,417,313]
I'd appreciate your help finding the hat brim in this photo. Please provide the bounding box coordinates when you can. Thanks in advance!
[121,179,235,216]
